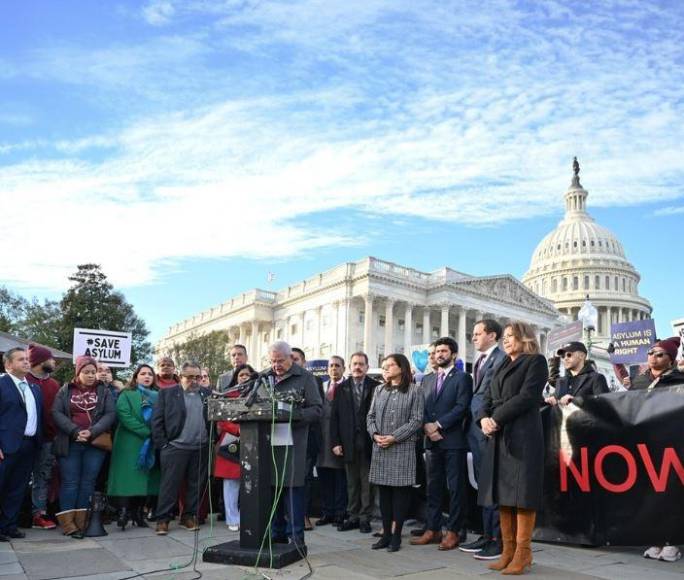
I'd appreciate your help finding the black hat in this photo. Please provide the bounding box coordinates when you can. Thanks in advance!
[557,341,587,356]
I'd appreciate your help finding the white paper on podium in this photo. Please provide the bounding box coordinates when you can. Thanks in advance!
[272,423,294,446]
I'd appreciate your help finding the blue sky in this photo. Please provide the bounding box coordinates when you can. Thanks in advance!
[1,0,682,344]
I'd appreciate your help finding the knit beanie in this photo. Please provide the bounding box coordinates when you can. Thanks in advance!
[28,344,53,367]
[653,337,681,363]
[75,355,98,377]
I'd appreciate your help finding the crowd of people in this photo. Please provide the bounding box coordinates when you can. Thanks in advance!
[0,319,682,575]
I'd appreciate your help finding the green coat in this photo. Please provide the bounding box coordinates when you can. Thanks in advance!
[107,389,160,497]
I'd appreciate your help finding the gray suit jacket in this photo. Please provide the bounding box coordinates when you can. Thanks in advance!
[216,371,234,393]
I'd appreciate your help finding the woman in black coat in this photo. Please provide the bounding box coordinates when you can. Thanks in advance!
[477,321,548,575]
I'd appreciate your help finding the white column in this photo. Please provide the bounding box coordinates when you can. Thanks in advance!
[458,307,467,365]
[334,301,343,355]
[384,299,395,356]
[298,312,305,350]
[440,304,450,338]
[364,295,375,363]
[251,320,260,364]
[403,302,414,357]
[423,308,431,344]
[238,324,245,346]
[314,306,322,359]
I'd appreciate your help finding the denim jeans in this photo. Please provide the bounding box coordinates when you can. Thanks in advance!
[32,441,56,515]
[58,443,106,510]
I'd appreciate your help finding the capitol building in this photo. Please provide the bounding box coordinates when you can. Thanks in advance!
[156,160,651,370]
[522,159,651,342]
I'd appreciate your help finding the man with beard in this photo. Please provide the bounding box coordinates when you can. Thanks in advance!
[412,337,472,551]
[26,345,60,530]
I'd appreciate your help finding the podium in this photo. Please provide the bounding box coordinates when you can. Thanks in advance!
[203,399,307,569]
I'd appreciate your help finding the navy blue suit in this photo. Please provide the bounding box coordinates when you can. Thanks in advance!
[468,346,505,541]
[0,373,42,532]
[424,367,472,532]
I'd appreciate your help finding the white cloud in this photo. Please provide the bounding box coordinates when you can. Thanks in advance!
[2,0,683,289]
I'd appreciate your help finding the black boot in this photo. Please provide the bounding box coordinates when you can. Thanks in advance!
[117,508,129,531]
[387,531,402,552]
[132,505,148,528]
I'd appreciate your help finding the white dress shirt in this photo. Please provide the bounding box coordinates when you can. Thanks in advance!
[8,373,38,437]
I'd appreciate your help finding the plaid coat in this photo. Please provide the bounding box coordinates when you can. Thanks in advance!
[367,383,424,487]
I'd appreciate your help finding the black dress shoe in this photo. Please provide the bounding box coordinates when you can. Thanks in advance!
[359,521,372,534]
[387,533,401,552]
[316,515,335,526]
[338,519,359,531]
[371,535,391,549]
[0,533,9,542]
[3,529,25,539]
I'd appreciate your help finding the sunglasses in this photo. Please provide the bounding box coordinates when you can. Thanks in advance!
[647,350,668,359]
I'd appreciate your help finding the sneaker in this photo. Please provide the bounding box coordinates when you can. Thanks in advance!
[473,540,502,560]
[180,516,199,531]
[228,524,239,532]
[155,521,169,536]
[459,535,489,553]
[659,546,682,562]
[643,546,662,559]
[32,515,57,530]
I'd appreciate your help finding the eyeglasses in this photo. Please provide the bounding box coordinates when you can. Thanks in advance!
[647,350,668,359]
[181,374,202,380]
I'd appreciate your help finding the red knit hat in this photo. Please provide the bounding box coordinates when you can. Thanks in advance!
[653,337,681,363]
[28,344,53,367]
[75,355,98,376]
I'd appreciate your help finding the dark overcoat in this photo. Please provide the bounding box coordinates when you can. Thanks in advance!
[476,353,548,510]
[330,375,379,463]
[317,379,345,469]
[262,364,323,487]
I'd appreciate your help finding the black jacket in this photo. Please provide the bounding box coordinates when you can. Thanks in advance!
[52,382,116,457]
[631,367,684,390]
[329,375,379,462]
[151,384,211,449]
[424,367,473,450]
[477,353,549,510]
[556,364,609,399]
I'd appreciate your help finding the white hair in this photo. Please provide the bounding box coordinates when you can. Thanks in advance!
[268,340,292,357]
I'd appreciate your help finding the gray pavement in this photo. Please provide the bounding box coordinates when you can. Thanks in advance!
[2,518,682,580]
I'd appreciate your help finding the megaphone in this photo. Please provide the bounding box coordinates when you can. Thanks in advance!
[84,492,109,537]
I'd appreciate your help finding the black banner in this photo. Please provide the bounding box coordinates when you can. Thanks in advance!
[535,386,684,546]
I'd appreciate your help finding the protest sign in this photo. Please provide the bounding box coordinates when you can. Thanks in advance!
[546,321,583,356]
[609,319,656,364]
[73,328,132,368]
[535,386,684,546]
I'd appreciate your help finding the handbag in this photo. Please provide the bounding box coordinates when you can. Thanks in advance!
[91,431,113,452]
[217,432,240,463]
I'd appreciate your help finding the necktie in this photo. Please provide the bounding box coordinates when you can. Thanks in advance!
[435,371,445,395]
[18,380,28,403]
[473,354,486,386]
[327,382,337,401]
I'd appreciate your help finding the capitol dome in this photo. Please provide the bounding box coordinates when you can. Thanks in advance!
[523,159,651,340]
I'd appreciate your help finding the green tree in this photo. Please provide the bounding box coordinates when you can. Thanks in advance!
[54,264,152,382]
[166,329,232,384]
[0,286,27,333]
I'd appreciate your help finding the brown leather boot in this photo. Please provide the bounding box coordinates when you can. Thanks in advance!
[409,530,442,545]
[502,508,535,575]
[56,510,79,536]
[488,506,516,571]
[438,530,460,551]
[74,509,89,531]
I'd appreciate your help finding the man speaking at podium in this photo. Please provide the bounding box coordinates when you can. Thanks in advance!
[262,341,323,547]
